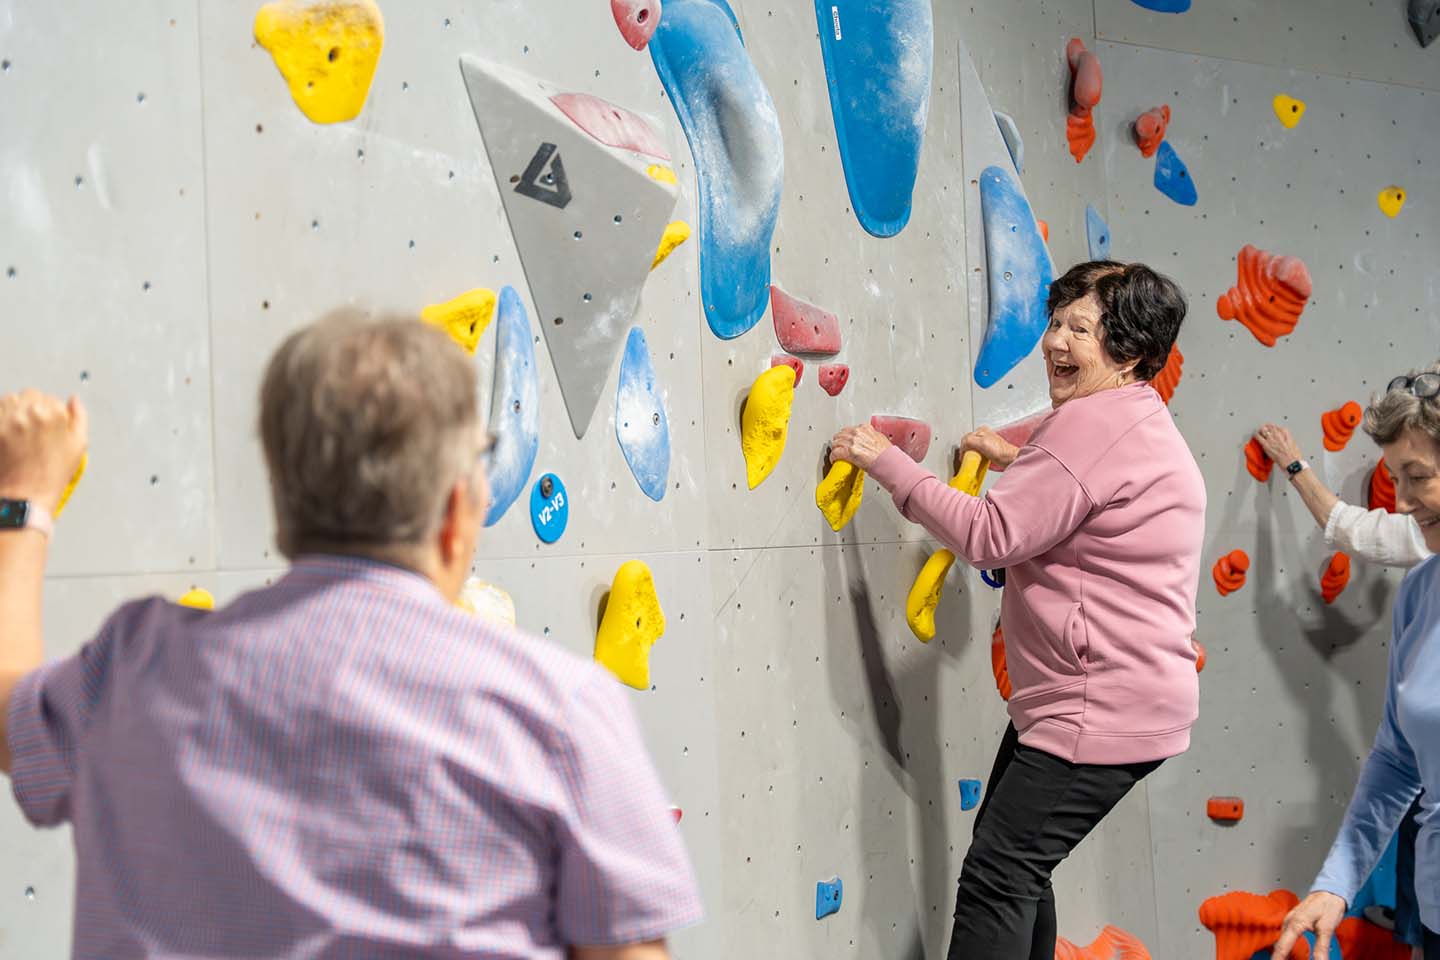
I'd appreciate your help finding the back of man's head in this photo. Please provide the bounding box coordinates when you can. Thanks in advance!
[259,313,479,559]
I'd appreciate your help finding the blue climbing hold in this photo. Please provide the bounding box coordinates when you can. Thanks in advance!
[1153,141,1198,207]
[1248,932,1340,960]
[993,110,1023,175]
[980,569,1005,589]
[650,0,783,339]
[485,286,540,527]
[973,165,1055,389]
[529,473,569,544]
[1130,0,1191,11]
[814,0,934,237]
[815,877,843,919]
[958,779,983,811]
[616,327,671,502]
[1085,204,1111,260]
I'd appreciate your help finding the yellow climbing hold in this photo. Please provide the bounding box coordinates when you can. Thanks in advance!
[741,364,797,489]
[815,460,865,532]
[906,549,956,642]
[647,164,678,185]
[948,450,989,496]
[177,588,215,611]
[1378,185,1406,218]
[54,453,87,518]
[594,560,666,690]
[420,288,497,355]
[457,577,517,625]
[1272,93,1306,129]
[254,0,385,125]
[651,220,692,270]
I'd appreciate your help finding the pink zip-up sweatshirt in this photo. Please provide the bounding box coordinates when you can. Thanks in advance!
[868,382,1206,764]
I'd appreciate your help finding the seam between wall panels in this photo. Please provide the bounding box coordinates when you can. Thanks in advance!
[194,0,221,571]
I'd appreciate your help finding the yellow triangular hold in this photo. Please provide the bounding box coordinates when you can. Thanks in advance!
[740,365,797,489]
[816,460,865,532]
[594,560,666,690]
[906,549,956,642]
[255,0,385,125]
[1378,185,1406,218]
[54,453,87,518]
[651,221,692,270]
[177,588,215,611]
[421,288,497,355]
[1272,93,1305,129]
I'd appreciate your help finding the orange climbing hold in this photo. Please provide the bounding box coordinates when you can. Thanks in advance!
[1245,437,1274,483]
[1334,916,1413,960]
[1037,219,1050,243]
[1213,550,1249,596]
[1321,552,1351,604]
[1065,38,1102,164]
[1217,245,1313,347]
[1370,457,1396,512]
[1321,401,1363,451]
[1198,889,1306,960]
[1133,104,1170,158]
[1193,638,1207,673]
[1151,344,1183,404]
[1054,925,1152,960]
[1207,796,1244,822]
[1067,114,1096,164]
[991,624,1012,701]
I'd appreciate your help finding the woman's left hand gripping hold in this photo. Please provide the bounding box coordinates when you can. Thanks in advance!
[829,424,892,471]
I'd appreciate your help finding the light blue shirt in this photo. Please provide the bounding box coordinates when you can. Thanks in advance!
[1313,553,1440,930]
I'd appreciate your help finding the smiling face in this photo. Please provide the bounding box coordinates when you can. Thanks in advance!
[1383,426,1440,553]
[1041,294,1138,407]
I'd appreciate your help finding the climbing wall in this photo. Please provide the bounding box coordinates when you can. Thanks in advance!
[1,1,1438,958]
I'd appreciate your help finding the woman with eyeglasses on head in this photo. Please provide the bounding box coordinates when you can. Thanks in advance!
[1274,365,1440,960]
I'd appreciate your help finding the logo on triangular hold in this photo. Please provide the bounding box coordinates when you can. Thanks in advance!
[515,142,572,209]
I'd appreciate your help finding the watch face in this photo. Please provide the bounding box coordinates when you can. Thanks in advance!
[0,500,29,529]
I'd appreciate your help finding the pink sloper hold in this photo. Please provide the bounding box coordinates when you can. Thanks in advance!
[611,0,661,51]
[871,416,932,462]
[771,355,804,386]
[550,92,670,160]
[771,284,842,357]
[818,364,849,397]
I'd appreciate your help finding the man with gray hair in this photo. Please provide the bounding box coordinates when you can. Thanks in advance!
[0,317,703,959]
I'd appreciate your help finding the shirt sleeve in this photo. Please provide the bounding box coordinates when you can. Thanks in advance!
[866,444,1095,569]
[1324,502,1430,568]
[550,670,704,946]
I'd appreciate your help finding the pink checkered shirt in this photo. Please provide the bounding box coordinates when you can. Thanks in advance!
[8,555,703,958]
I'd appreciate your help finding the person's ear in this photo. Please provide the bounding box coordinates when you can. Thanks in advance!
[438,480,469,562]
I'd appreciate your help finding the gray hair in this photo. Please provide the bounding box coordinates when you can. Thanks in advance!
[259,311,480,559]
[1363,360,1440,447]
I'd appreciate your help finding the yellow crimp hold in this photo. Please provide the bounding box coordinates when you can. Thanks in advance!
[254,0,385,125]
[594,560,666,690]
[651,220,692,271]
[647,164,678,185]
[177,588,215,611]
[421,288,497,356]
[741,364,797,489]
[1378,185,1406,218]
[54,453,87,518]
[906,549,955,642]
[949,450,989,496]
[1272,93,1305,129]
[815,460,864,532]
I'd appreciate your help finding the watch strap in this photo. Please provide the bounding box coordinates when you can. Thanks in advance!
[1285,459,1309,478]
[0,499,53,538]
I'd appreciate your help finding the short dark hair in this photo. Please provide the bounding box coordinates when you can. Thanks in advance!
[1046,260,1186,381]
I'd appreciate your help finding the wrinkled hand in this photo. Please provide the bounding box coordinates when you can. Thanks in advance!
[1254,423,1303,466]
[961,427,1019,469]
[1271,891,1345,960]
[0,391,89,513]
[829,424,892,471]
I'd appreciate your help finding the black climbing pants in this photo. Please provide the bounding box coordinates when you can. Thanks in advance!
[1426,924,1440,960]
[945,723,1164,960]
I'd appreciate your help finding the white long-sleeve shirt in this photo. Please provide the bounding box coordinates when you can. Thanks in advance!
[1325,502,1431,568]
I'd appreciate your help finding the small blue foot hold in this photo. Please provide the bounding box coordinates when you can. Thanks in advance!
[1129,0,1191,11]
[959,778,983,811]
[815,877,843,919]
[1153,141,1198,207]
[1085,204,1111,260]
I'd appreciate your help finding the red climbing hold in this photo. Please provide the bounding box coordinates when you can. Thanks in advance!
[1207,796,1244,822]
[1193,638,1207,673]
[551,92,670,160]
[1216,245,1313,347]
[771,284,841,356]
[1198,889,1303,960]
[670,805,683,824]
[1245,437,1274,483]
[771,354,804,386]
[1370,457,1396,512]
[1065,37,1102,164]
[1133,104,1170,158]
[1037,218,1050,243]
[991,624,1012,701]
[1335,916,1413,960]
[871,416,932,462]
[1067,114,1096,164]
[1321,552,1351,604]
[1151,344,1183,404]
[818,364,849,397]
[1213,549,1249,596]
[1054,924,1152,960]
[611,0,661,51]
[1321,400,1363,451]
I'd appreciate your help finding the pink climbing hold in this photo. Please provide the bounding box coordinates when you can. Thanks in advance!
[818,364,850,397]
[611,0,661,51]
[771,355,804,386]
[771,284,842,357]
[1133,104,1170,158]
[551,92,670,160]
[871,416,932,462]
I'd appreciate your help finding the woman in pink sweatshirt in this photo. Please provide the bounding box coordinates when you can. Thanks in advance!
[830,261,1205,960]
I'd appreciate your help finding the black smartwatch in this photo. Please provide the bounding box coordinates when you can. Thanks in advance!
[1285,459,1308,478]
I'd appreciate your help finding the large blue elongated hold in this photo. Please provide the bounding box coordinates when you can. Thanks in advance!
[814,0,933,237]
[973,166,1054,389]
[1154,141,1198,206]
[650,0,783,340]
[485,286,540,526]
[1129,0,1191,11]
[615,327,671,501]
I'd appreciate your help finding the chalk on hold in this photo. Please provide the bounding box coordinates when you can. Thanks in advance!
[958,778,983,811]
[994,110,1024,174]
[1193,638,1207,673]
[457,577,517,625]
[1410,0,1440,46]
[871,416,932,462]
[254,0,384,125]
[741,364,797,489]
[1244,437,1273,483]
[54,454,86,518]
[1065,38,1102,164]
[421,288,497,356]
[616,328,672,502]
[1133,104,1170,158]
[991,624,1012,701]
[1207,796,1244,822]
[815,460,865,532]
[1370,457,1396,512]
[818,364,849,397]
[1198,889,1303,960]
[594,560,666,690]
[1151,344,1183,405]
[1378,185,1407,218]
[651,220,692,269]
[1085,204,1111,261]
[815,877,843,920]
[1321,552,1351,605]
[1321,401,1362,451]
[973,166,1055,387]
[1217,245,1312,347]
[770,355,804,387]
[771,285,841,356]
[486,287,541,526]
[612,0,661,51]
[1213,550,1249,596]
[1054,925,1153,960]
[906,549,955,642]
[1272,93,1306,129]
[1153,140,1197,206]
[551,93,671,159]
[176,588,215,611]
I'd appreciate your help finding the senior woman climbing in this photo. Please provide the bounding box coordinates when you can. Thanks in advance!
[829,260,1205,960]
[1274,365,1440,960]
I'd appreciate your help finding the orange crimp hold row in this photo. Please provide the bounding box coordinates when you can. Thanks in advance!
[1370,457,1396,512]
[1321,401,1363,451]
[991,624,1012,701]
[1217,245,1313,347]
[1321,552,1351,604]
[1198,889,1303,960]
[1245,437,1273,482]
[1213,550,1249,596]
[1054,924,1151,960]
[1151,345,1183,405]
